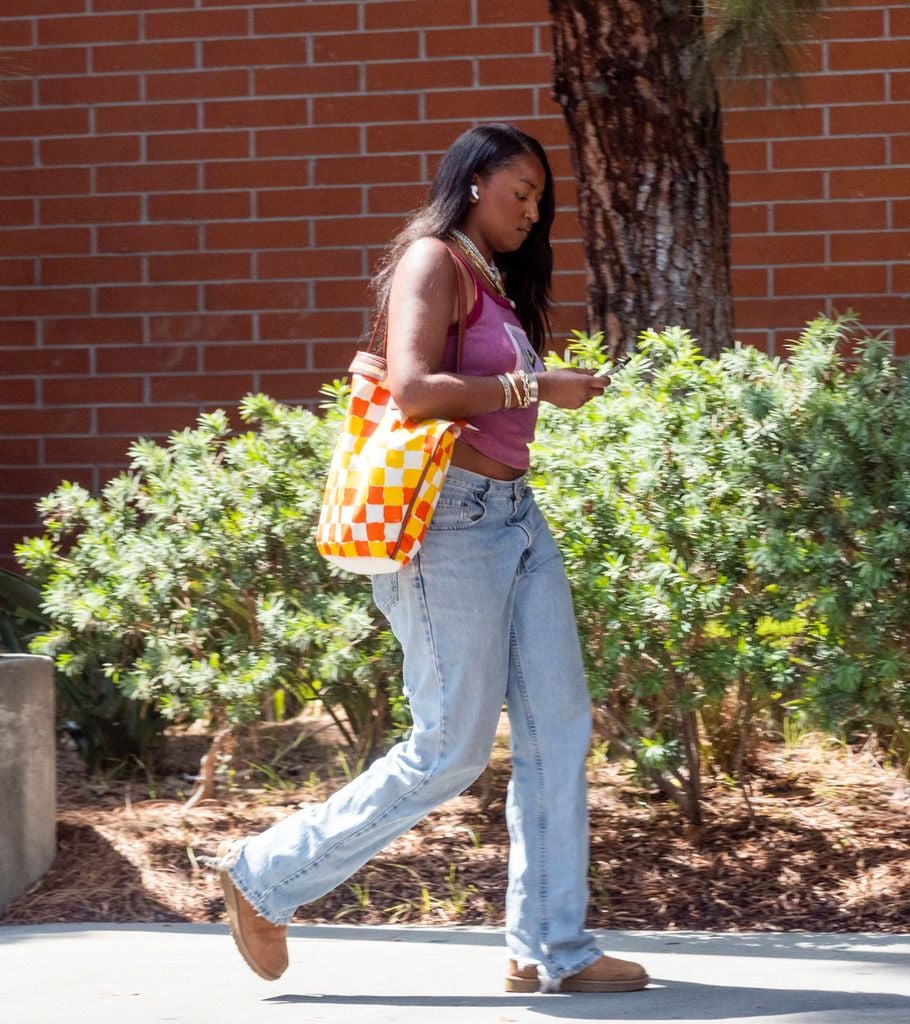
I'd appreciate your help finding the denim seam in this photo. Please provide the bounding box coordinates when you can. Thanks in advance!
[257,557,447,910]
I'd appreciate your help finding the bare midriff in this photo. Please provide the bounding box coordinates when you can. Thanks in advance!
[451,438,524,481]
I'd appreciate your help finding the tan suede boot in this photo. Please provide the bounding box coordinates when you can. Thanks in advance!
[505,954,649,993]
[217,841,288,981]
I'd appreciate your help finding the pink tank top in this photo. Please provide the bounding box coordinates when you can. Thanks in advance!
[441,252,545,471]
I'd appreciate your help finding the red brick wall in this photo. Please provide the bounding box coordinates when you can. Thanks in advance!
[0,0,908,566]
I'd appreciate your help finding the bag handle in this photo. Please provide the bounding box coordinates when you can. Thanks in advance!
[367,244,469,371]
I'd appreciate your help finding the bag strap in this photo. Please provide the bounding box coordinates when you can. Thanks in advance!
[367,244,469,371]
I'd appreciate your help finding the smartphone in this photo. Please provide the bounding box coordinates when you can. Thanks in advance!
[593,353,631,377]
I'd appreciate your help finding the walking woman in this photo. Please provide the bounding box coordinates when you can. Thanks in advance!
[211,123,649,995]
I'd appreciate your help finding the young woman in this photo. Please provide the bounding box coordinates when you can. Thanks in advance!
[212,123,649,995]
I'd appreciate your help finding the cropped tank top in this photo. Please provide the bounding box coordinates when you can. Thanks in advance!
[441,250,545,472]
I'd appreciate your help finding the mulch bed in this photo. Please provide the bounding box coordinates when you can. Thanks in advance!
[4,716,909,932]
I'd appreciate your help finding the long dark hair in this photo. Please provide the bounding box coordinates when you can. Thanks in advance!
[372,123,555,353]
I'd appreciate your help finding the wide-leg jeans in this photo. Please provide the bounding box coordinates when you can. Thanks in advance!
[225,465,600,980]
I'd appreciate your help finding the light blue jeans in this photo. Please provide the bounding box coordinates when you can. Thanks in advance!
[225,465,600,980]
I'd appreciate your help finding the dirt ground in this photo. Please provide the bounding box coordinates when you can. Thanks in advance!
[4,712,910,932]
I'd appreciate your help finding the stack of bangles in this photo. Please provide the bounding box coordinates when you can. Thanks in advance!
[496,370,538,410]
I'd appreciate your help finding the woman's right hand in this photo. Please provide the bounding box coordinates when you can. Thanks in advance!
[538,368,607,409]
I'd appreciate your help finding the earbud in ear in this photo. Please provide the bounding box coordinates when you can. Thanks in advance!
[470,184,479,201]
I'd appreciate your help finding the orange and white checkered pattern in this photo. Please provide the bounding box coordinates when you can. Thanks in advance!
[316,351,462,574]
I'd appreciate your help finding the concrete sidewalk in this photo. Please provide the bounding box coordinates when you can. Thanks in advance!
[1,923,909,1024]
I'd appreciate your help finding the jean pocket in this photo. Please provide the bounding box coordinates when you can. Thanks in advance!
[428,492,487,531]
[371,571,400,618]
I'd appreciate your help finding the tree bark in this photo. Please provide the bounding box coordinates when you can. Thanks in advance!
[549,1,734,357]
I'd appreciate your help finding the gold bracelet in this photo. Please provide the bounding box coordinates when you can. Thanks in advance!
[505,372,524,408]
[516,370,532,409]
[497,374,512,409]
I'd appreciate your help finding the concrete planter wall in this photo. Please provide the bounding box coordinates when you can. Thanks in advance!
[0,654,56,913]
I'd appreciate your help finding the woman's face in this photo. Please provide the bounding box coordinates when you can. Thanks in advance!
[466,153,547,257]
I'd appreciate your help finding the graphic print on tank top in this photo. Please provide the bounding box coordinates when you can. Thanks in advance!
[504,322,544,373]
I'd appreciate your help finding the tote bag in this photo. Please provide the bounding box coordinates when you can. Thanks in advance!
[316,250,468,574]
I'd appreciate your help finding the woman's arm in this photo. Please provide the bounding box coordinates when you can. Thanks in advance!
[385,236,606,420]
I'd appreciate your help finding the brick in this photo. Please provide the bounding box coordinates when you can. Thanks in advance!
[723,107,823,141]
[148,191,251,221]
[0,260,36,287]
[43,436,140,464]
[145,9,248,39]
[40,134,141,165]
[0,227,91,256]
[257,249,363,279]
[44,376,145,406]
[91,0,199,9]
[148,130,250,162]
[829,40,910,71]
[830,103,910,136]
[96,163,199,192]
[313,32,419,63]
[366,120,471,153]
[314,154,420,186]
[96,405,199,435]
[0,141,33,168]
[204,281,310,311]
[0,107,89,138]
[38,14,138,46]
[725,141,769,173]
[256,186,360,218]
[97,285,199,313]
[731,268,770,297]
[425,87,532,119]
[367,60,473,92]
[314,277,370,307]
[775,265,888,296]
[255,65,361,97]
[367,183,426,214]
[831,168,910,199]
[0,439,40,464]
[204,37,309,68]
[259,311,364,340]
[315,216,401,247]
[4,0,87,14]
[146,69,249,102]
[0,19,32,47]
[2,400,88,434]
[730,203,769,234]
[96,344,198,374]
[314,92,419,125]
[893,8,910,35]
[0,322,37,347]
[831,296,910,327]
[93,42,196,73]
[6,346,89,375]
[205,160,308,190]
[815,8,886,38]
[371,0,473,27]
[0,287,90,317]
[98,224,199,253]
[894,265,910,292]
[476,0,549,23]
[205,219,310,250]
[255,126,361,158]
[830,231,910,262]
[478,55,556,87]
[772,136,887,170]
[894,135,910,165]
[773,200,888,233]
[40,195,139,226]
[96,102,198,133]
[149,252,251,282]
[550,239,585,272]
[200,340,307,370]
[0,79,34,108]
[731,170,825,202]
[150,314,253,342]
[257,371,326,402]
[150,373,254,402]
[0,199,36,227]
[735,297,829,329]
[253,3,359,35]
[3,46,87,76]
[426,26,536,58]
[732,233,826,265]
[42,256,142,285]
[39,75,141,106]
[717,77,768,110]
[44,318,143,346]
[770,72,885,107]
[205,98,312,130]
[1,467,94,494]
[1,378,38,405]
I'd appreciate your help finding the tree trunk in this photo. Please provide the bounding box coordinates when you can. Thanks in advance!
[549,1,734,357]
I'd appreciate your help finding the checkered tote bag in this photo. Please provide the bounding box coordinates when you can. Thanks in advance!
[316,250,467,574]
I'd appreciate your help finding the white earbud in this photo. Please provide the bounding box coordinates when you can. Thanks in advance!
[470,184,479,201]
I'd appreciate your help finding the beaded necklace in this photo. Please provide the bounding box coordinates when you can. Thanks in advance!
[450,230,516,309]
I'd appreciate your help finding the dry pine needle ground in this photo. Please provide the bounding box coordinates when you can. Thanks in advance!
[4,717,909,932]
